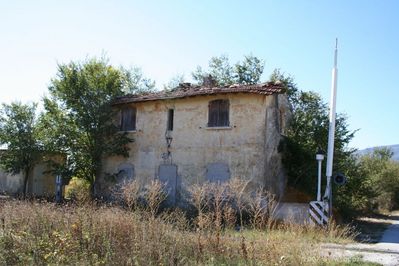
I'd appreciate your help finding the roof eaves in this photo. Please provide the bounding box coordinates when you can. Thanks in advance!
[113,82,285,105]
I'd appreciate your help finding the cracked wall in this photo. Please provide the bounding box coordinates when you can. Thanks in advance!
[98,93,290,199]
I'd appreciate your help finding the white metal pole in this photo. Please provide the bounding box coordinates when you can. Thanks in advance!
[317,159,322,201]
[325,39,338,217]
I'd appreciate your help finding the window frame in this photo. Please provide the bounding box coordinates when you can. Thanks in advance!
[120,106,137,132]
[207,99,230,127]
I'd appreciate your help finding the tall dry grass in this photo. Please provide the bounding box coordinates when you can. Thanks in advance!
[0,178,355,265]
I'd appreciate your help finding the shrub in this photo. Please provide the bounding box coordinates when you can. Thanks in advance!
[189,179,278,230]
[64,177,91,203]
[358,148,399,211]
[144,180,167,217]
[113,179,142,210]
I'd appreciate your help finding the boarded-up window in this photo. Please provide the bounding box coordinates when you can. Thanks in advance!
[120,107,136,131]
[159,164,179,206]
[206,163,230,183]
[208,99,229,127]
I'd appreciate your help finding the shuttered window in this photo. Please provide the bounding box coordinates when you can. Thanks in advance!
[208,99,229,127]
[120,107,136,131]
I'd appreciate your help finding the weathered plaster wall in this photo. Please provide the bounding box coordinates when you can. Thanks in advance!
[0,162,57,196]
[264,94,291,198]
[99,93,289,198]
[27,162,57,196]
[0,171,24,194]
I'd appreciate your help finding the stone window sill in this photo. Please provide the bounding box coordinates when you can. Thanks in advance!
[205,126,232,130]
[119,130,137,133]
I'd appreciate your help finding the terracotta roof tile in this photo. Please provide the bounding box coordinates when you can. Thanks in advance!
[113,82,285,105]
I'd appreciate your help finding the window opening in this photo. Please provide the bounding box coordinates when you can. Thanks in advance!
[167,109,174,131]
[120,107,136,131]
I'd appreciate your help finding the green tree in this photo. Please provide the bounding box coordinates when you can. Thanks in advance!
[192,55,234,86]
[163,73,185,91]
[42,57,141,196]
[121,66,156,94]
[269,69,298,99]
[273,70,358,208]
[271,69,399,215]
[0,102,42,197]
[234,55,264,85]
[333,155,375,215]
[355,148,399,211]
[192,54,264,86]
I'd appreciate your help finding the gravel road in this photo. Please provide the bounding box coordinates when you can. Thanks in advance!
[322,211,399,265]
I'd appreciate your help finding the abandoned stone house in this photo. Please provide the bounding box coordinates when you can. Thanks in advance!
[96,82,290,204]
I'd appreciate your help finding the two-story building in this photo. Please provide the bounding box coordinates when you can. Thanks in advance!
[96,82,290,204]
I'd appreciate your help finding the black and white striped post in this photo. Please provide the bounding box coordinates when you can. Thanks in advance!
[309,200,329,225]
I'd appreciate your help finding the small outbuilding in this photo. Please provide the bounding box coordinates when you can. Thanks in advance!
[0,155,59,197]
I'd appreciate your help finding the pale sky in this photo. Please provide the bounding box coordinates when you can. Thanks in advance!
[1,0,398,149]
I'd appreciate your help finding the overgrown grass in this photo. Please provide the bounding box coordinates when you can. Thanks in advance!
[0,180,358,265]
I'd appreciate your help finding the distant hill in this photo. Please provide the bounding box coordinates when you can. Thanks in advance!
[357,144,399,161]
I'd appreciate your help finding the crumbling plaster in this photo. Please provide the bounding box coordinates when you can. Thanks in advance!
[98,92,290,198]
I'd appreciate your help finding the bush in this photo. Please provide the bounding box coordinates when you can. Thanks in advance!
[335,148,399,215]
[113,179,142,210]
[188,178,279,231]
[64,177,91,203]
[358,148,399,211]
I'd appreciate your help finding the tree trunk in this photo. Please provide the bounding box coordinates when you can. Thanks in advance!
[90,163,102,199]
[22,168,30,199]
[89,182,95,199]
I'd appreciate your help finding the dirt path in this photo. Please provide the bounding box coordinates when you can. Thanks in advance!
[322,211,399,265]
[322,211,399,266]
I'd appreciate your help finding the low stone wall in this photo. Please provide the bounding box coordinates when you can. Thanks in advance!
[274,202,311,224]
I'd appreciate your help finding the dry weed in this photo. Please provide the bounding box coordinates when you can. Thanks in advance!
[0,180,356,265]
[227,177,250,227]
[144,179,167,217]
[113,179,142,210]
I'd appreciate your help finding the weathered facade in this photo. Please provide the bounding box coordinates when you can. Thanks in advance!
[0,161,58,196]
[0,149,63,196]
[97,82,290,203]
